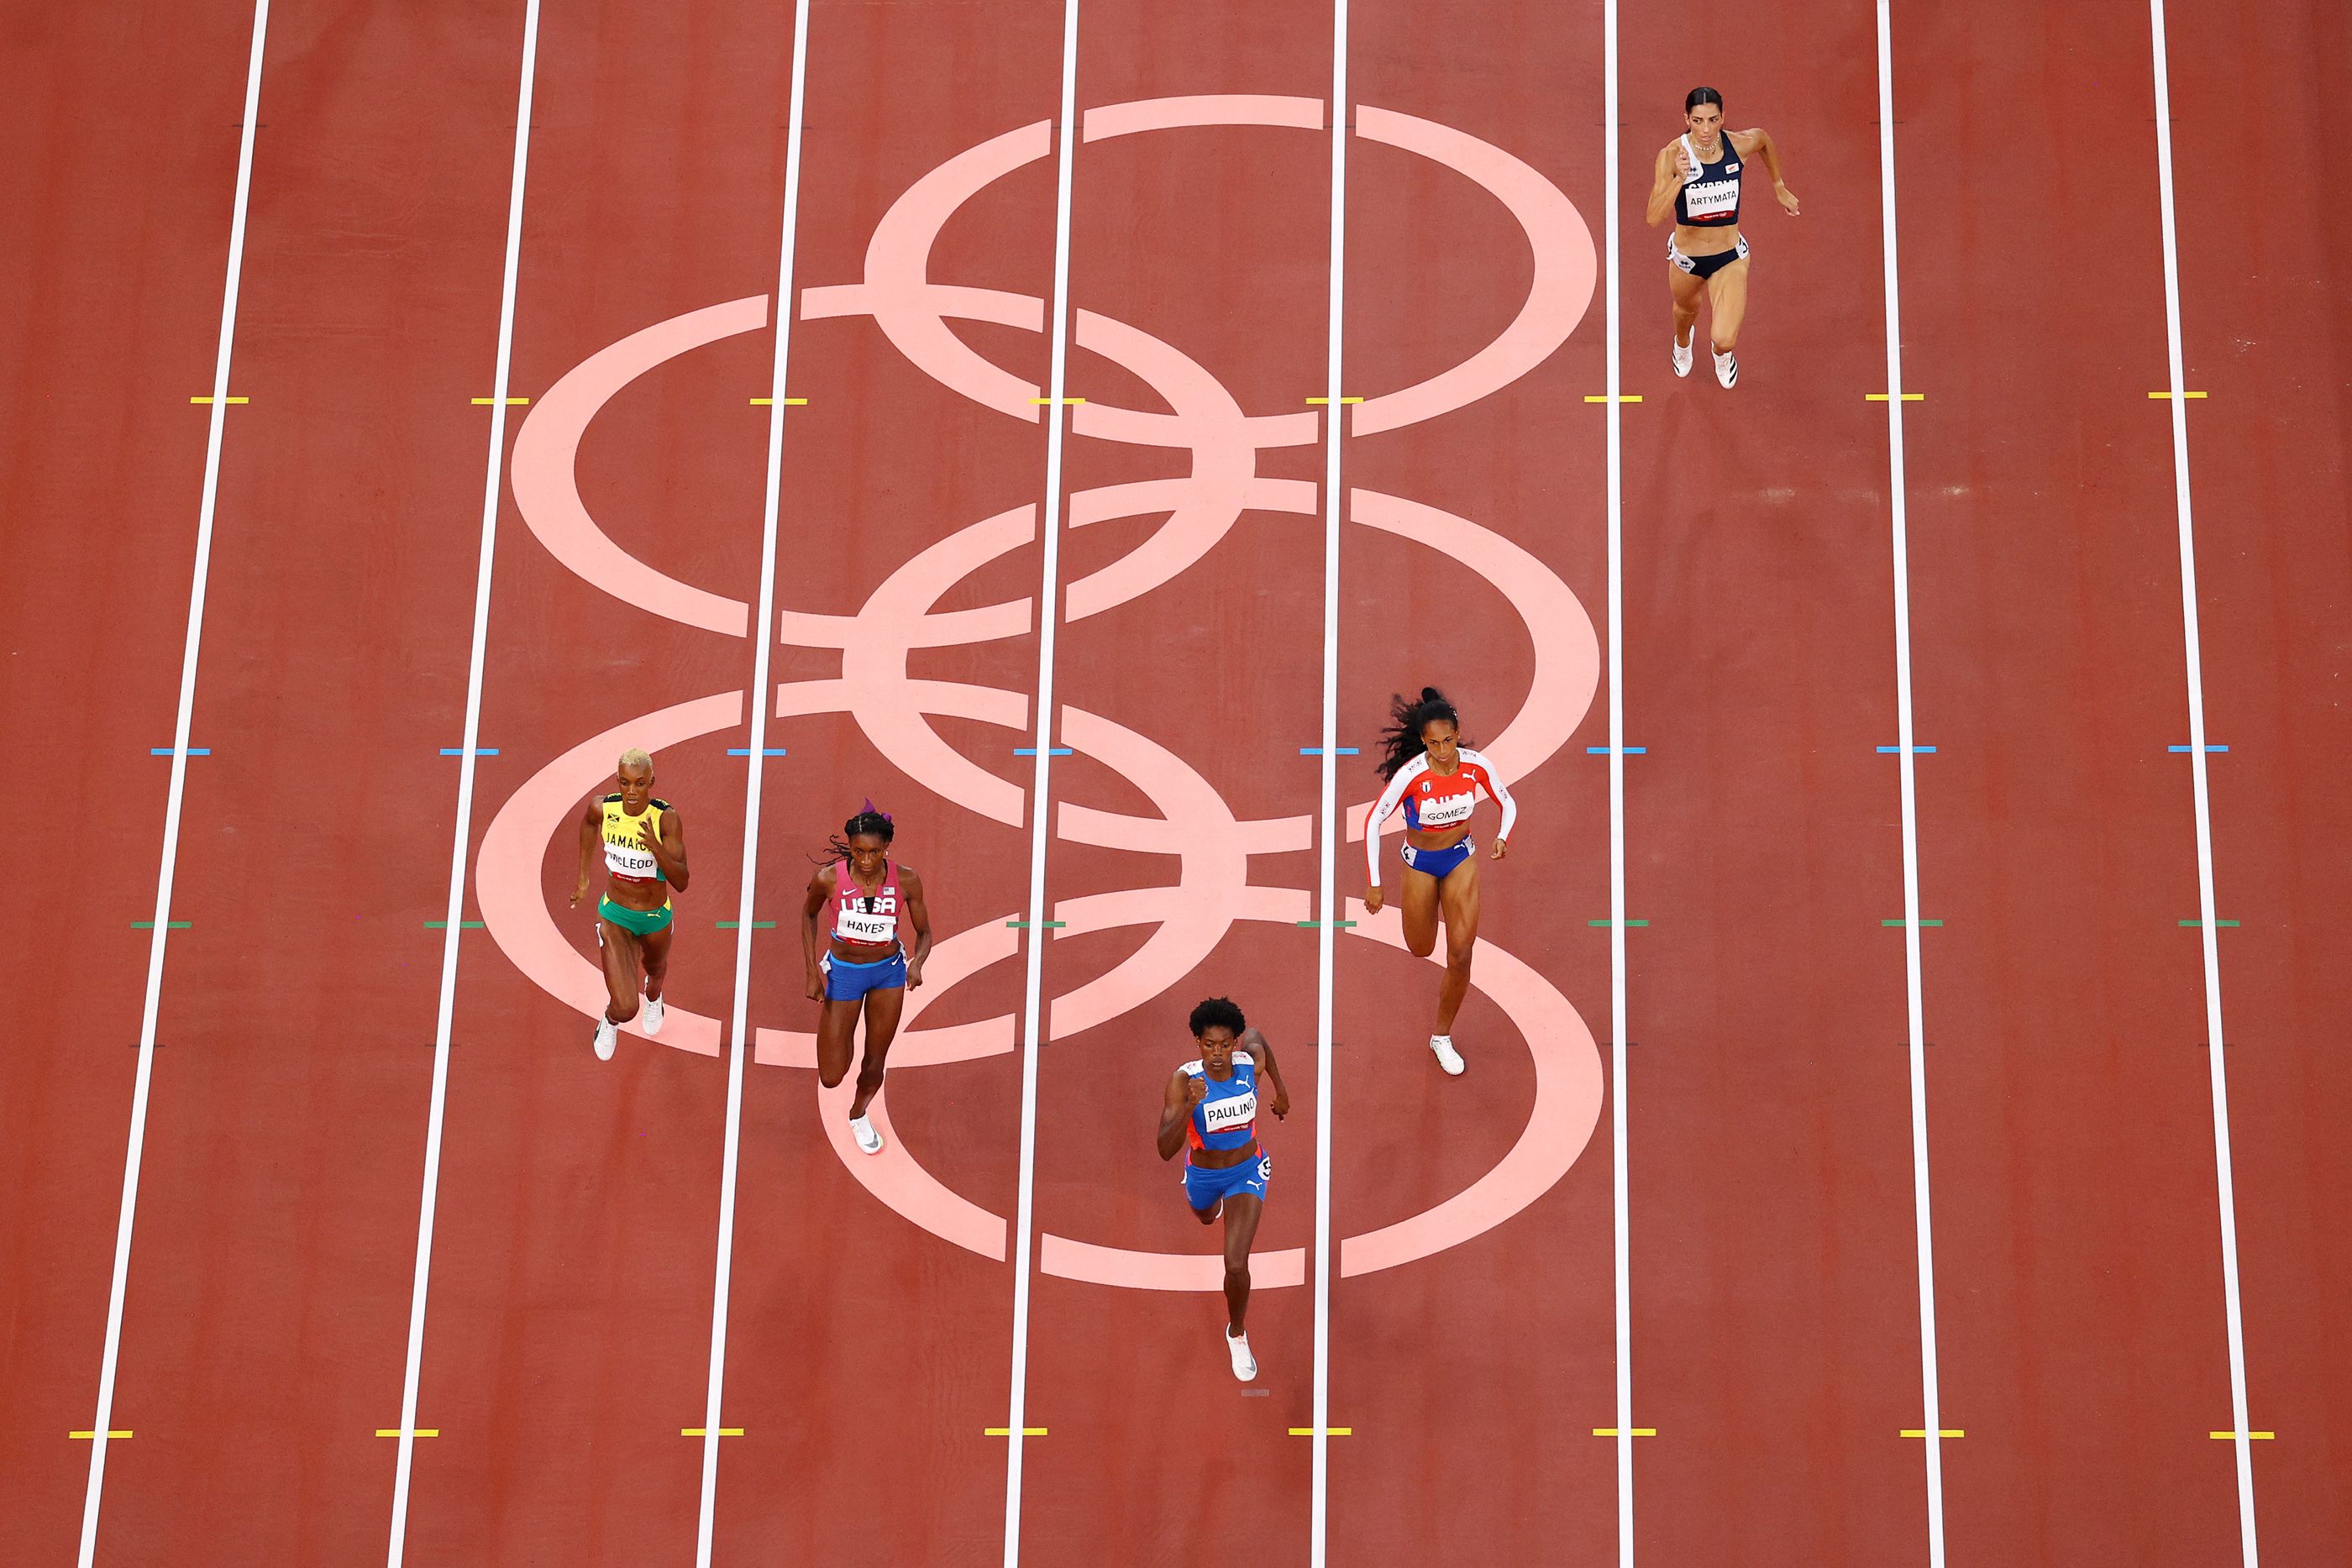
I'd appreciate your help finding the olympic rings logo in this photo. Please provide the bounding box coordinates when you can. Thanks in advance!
[477,96,1604,1292]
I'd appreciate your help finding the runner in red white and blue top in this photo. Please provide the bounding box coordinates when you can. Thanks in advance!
[1362,687,1516,1078]
[1156,997,1291,1383]
[801,803,933,1156]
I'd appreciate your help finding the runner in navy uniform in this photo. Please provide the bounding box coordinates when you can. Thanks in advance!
[1644,87,1799,388]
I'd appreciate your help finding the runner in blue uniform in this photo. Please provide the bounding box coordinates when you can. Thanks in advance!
[1156,997,1292,1382]
[1645,87,1800,388]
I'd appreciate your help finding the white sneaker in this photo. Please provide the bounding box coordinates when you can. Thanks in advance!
[1226,1328,1257,1382]
[1430,1035,1465,1076]
[593,1015,617,1062]
[1713,344,1739,388]
[849,1114,884,1155]
[1672,335,1693,377]
[641,996,665,1036]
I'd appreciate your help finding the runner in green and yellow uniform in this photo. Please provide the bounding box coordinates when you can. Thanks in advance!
[570,747,691,1061]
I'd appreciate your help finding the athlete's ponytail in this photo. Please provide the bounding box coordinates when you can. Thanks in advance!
[815,798,897,864]
[1373,686,1466,782]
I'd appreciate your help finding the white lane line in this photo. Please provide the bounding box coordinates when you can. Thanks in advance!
[1307,2,1350,1564]
[76,4,271,1561]
[1600,0,1634,1559]
[383,2,541,1560]
[1870,4,1950,1564]
[694,0,816,1562]
[2145,5,2260,1560]
[997,3,1084,1562]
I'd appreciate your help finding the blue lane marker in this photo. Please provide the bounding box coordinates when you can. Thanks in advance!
[1586,746,1647,754]
[2168,744,2229,753]
[1299,747,1362,756]
[726,747,790,757]
[1015,747,1073,756]
[440,747,500,757]
[150,747,212,756]
[1877,745,1938,753]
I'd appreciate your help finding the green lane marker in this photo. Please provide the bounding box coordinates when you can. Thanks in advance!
[2179,919,2240,927]
[717,920,778,930]
[423,920,485,930]
[1588,919,1650,927]
[1295,920,1357,928]
[131,921,192,930]
[1005,920,1068,929]
[1883,918,1944,926]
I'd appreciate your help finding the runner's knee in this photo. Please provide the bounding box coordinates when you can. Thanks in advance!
[608,996,640,1025]
[818,1062,848,1090]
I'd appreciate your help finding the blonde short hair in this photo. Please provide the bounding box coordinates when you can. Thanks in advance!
[617,747,654,774]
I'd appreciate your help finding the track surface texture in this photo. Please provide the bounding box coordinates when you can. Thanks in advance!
[3,0,2344,1565]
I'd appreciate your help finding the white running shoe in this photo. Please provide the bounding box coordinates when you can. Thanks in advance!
[641,996,665,1036]
[1713,344,1739,388]
[1430,1034,1466,1076]
[1226,1328,1258,1383]
[593,1015,617,1062]
[849,1114,885,1156]
[1672,335,1693,377]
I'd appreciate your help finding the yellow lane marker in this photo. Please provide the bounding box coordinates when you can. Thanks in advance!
[2209,1430,2275,1440]
[1900,1429,1965,1438]
[1866,392,1925,401]
[70,1430,134,1440]
[984,1427,1047,1436]
[748,397,811,406]
[190,396,248,405]
[2150,391,2209,399]
[470,396,530,406]
[1592,1427,1657,1436]
[375,1429,439,1437]
[1583,394,1644,403]
[1288,1426,1352,1436]
[1027,396,1086,405]
[680,1427,745,1437]
[1304,396,1363,405]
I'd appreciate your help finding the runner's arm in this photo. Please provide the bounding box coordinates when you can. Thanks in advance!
[801,867,834,984]
[572,802,601,906]
[1363,763,1417,890]
[1242,1028,1291,1120]
[899,866,934,986]
[1158,1071,1205,1162]
[1740,128,1798,213]
[642,807,690,892]
[1645,142,1690,227]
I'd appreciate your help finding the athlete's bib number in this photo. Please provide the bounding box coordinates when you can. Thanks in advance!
[835,893,897,945]
[1683,176,1738,219]
[1201,1089,1256,1135]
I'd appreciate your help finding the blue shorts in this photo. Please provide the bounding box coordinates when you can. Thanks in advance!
[1183,1148,1271,1212]
[1399,835,1474,883]
[822,947,906,1004]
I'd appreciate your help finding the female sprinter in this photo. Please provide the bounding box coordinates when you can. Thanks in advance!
[801,805,932,1155]
[570,747,690,1062]
[1362,688,1516,1077]
[1156,997,1291,1382]
[1644,86,1799,389]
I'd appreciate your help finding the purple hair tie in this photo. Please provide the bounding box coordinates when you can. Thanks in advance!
[861,795,893,824]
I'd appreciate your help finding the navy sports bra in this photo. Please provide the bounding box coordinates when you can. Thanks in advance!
[1674,134,1743,228]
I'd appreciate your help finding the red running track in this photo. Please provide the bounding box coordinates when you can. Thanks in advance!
[3,0,2345,1564]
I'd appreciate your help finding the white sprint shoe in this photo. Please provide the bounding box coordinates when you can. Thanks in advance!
[1429,1034,1466,1076]
[593,1015,617,1062]
[849,1114,885,1155]
[1672,335,1693,377]
[1713,343,1739,388]
[641,995,665,1036]
[1226,1328,1258,1383]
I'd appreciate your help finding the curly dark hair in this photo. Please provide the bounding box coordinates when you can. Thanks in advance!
[1373,686,1466,782]
[814,802,896,865]
[1187,996,1247,1040]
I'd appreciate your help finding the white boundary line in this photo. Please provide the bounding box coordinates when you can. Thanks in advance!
[1600,0,1635,1560]
[2145,6,2260,1560]
[997,0,1084,1559]
[381,2,542,1560]
[1306,1,1350,1562]
[692,0,816,1560]
[1868,6,1950,1564]
[75,4,271,1560]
